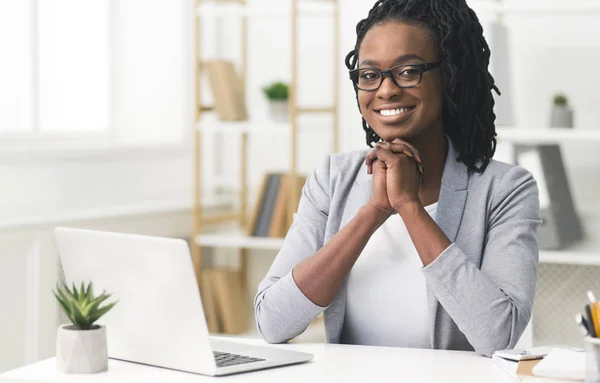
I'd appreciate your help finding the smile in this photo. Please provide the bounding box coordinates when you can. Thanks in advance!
[377,107,415,116]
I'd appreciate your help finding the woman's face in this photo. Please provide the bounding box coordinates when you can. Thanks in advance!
[357,21,443,144]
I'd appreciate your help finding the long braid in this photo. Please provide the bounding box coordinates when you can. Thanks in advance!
[345,0,499,173]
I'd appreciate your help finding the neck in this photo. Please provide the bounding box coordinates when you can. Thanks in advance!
[407,129,447,205]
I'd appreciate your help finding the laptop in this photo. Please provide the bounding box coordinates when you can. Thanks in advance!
[54,227,313,376]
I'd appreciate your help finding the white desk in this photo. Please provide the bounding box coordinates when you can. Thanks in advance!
[1,338,513,383]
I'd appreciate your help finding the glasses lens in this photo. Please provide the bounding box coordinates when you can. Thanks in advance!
[392,65,422,87]
[356,69,381,91]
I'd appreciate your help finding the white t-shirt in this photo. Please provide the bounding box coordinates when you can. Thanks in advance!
[342,203,438,348]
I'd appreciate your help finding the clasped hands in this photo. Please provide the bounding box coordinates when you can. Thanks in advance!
[365,138,425,216]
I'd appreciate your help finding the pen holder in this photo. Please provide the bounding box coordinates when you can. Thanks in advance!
[584,337,600,383]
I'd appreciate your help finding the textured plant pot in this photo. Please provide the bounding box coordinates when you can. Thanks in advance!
[268,100,289,122]
[56,324,108,374]
[550,105,574,128]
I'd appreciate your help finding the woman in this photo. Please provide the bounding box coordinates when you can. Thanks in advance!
[254,0,540,357]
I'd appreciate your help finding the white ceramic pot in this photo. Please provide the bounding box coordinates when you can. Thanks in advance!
[268,100,289,122]
[56,324,108,374]
[550,105,574,128]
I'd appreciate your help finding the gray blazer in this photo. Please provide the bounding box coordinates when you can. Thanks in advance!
[254,139,540,357]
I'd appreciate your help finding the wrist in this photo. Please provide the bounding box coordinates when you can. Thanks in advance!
[359,204,392,226]
[394,199,423,218]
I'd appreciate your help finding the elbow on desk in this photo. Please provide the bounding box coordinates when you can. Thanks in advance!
[254,306,297,345]
[255,318,295,344]
[471,317,526,357]
[474,341,508,358]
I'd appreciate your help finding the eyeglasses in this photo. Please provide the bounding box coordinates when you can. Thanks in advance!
[349,62,441,91]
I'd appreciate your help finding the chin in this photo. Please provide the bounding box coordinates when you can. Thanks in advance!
[371,125,416,143]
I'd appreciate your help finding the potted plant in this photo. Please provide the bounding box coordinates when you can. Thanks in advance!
[262,81,289,122]
[550,93,574,128]
[54,282,118,374]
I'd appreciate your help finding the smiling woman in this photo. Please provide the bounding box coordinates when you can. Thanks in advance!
[255,0,541,358]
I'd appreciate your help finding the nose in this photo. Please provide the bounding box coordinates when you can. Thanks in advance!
[376,74,403,100]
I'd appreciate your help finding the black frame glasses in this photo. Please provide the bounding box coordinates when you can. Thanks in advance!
[349,62,441,91]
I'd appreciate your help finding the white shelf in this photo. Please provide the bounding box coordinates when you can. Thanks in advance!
[197,1,335,18]
[197,120,288,134]
[196,118,331,134]
[495,127,600,144]
[539,237,600,265]
[473,2,600,15]
[195,232,284,250]
[540,251,600,266]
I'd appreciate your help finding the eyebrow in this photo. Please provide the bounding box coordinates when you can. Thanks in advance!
[359,54,426,68]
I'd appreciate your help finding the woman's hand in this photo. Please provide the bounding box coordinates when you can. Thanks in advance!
[371,139,424,212]
[365,149,394,216]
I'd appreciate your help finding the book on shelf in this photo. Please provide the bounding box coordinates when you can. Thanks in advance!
[247,173,307,238]
[200,269,221,333]
[203,60,248,121]
[202,268,248,334]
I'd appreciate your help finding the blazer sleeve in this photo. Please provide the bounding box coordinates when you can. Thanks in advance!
[421,166,540,357]
[254,155,332,343]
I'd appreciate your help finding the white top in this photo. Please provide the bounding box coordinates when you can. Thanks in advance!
[342,203,438,348]
[0,337,516,383]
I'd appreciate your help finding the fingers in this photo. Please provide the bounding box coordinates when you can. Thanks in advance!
[365,149,377,175]
[391,138,422,162]
[375,142,423,168]
[375,142,425,184]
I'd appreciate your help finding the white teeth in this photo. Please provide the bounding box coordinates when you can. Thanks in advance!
[380,108,412,116]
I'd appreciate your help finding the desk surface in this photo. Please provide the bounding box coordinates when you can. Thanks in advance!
[1,338,513,383]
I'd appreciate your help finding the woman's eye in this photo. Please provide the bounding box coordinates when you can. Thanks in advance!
[399,68,419,77]
[360,71,380,80]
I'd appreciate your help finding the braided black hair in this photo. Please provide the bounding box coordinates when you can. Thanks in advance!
[345,0,499,173]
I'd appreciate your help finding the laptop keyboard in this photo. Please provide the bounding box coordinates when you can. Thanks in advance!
[213,351,265,368]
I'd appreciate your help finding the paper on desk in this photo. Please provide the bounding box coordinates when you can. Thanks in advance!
[532,348,585,381]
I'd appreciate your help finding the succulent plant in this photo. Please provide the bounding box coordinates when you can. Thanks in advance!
[54,282,118,330]
[262,81,289,101]
[554,94,568,107]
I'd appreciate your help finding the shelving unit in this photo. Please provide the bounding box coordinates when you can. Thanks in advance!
[191,0,340,333]
[196,231,285,251]
[196,114,333,135]
[496,127,600,144]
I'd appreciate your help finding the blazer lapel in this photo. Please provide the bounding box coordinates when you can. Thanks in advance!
[428,139,469,349]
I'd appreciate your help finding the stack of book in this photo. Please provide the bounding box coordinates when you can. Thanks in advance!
[201,267,247,335]
[203,60,248,121]
[247,173,307,238]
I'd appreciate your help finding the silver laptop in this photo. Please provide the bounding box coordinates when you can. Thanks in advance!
[54,227,313,376]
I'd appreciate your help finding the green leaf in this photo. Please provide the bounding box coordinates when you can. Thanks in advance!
[88,301,118,326]
[53,291,71,317]
[81,292,111,318]
[69,300,90,330]
[55,284,70,304]
[65,283,78,302]
[86,281,94,298]
[79,282,86,304]
[262,81,289,101]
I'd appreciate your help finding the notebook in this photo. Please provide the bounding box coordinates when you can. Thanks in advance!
[532,348,586,381]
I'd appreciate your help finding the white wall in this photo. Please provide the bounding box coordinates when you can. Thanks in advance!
[3,0,600,372]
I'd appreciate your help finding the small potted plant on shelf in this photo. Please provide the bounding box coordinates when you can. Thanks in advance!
[550,93,574,128]
[262,81,289,122]
[54,282,118,374]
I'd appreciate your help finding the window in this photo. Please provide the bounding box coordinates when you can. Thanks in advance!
[0,0,110,137]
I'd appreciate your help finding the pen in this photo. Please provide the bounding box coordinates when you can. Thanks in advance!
[576,313,590,336]
[585,304,597,337]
